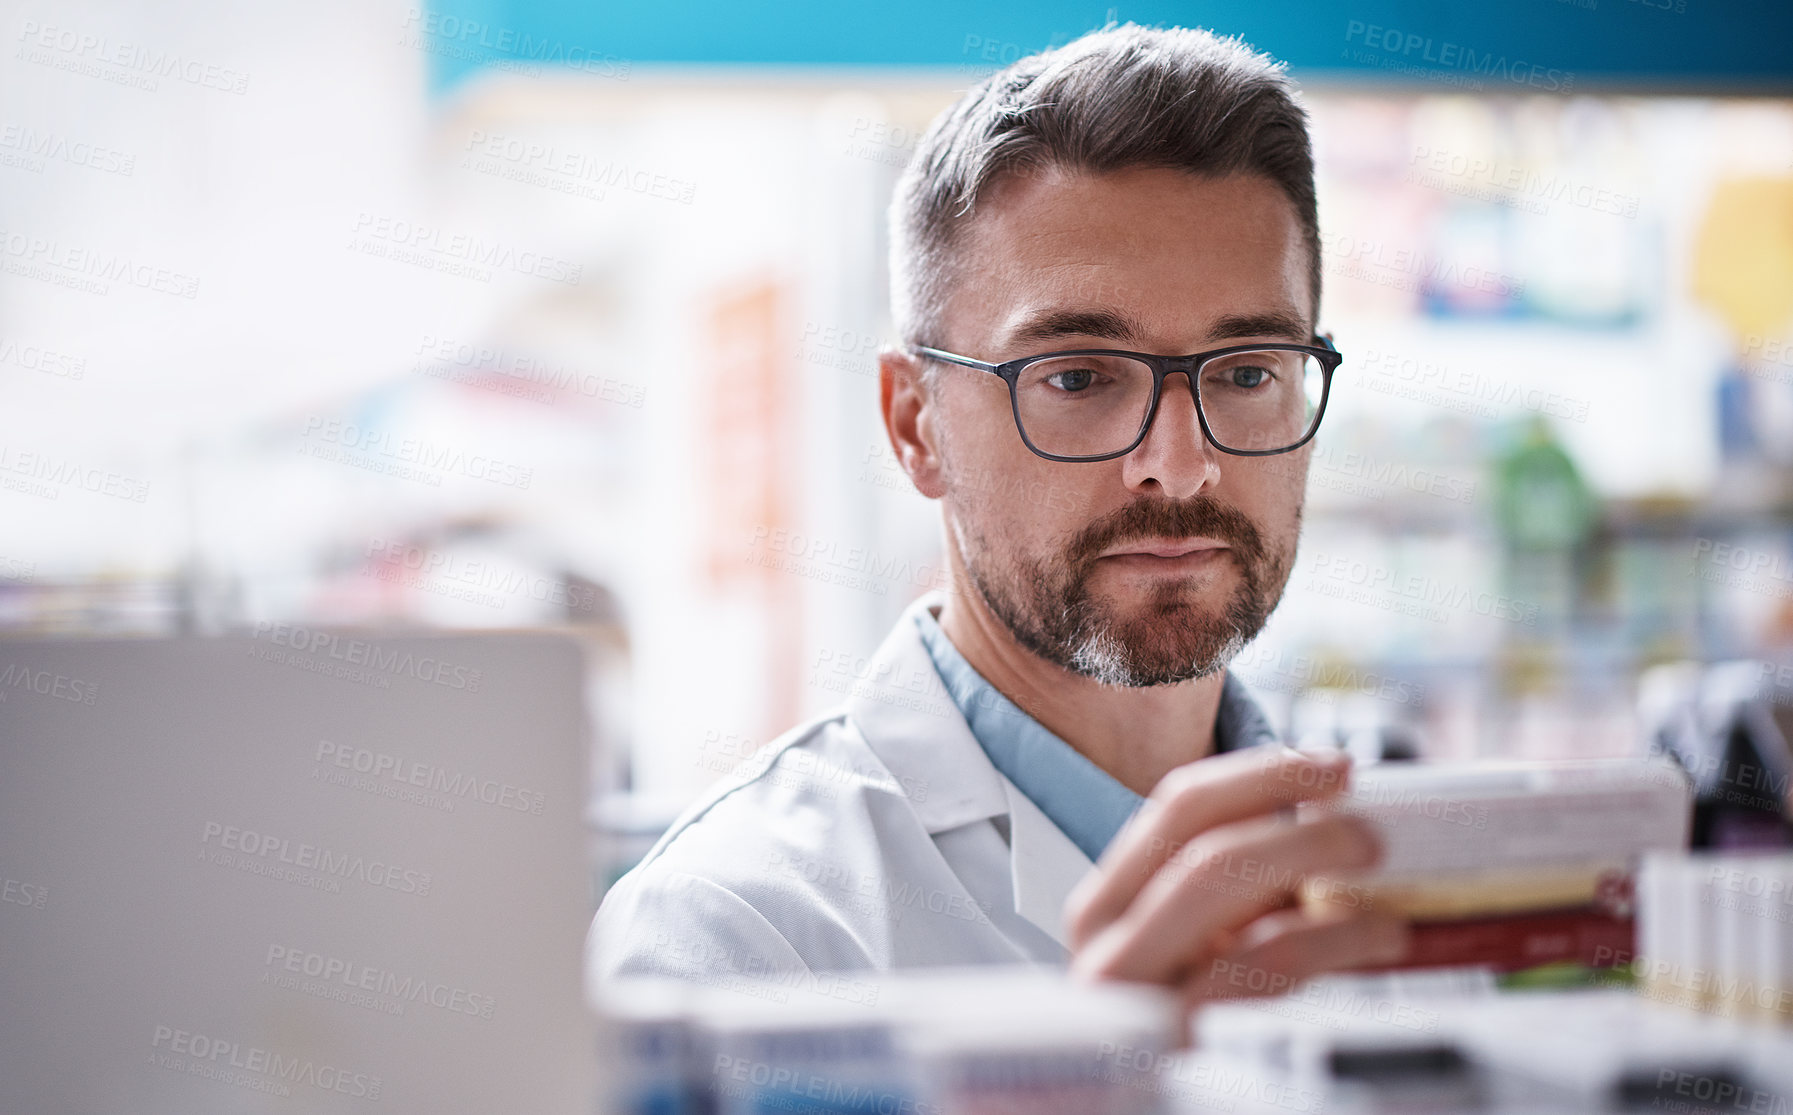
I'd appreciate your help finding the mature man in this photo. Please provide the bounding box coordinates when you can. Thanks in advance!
[593,23,1409,1009]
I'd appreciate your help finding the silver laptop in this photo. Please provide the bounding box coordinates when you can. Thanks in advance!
[0,627,598,1114]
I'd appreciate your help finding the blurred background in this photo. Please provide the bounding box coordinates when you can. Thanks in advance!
[5,0,1793,868]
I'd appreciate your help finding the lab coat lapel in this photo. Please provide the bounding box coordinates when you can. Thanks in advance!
[848,591,1097,952]
[1001,777,1095,949]
[845,593,1010,835]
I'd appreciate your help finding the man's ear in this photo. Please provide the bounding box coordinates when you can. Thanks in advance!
[879,349,948,500]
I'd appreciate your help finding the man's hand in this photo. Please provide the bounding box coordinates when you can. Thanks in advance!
[1064,747,1409,1024]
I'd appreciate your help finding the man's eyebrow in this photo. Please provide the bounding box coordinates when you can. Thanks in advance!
[1004,308,1147,349]
[1001,307,1313,351]
[1205,310,1313,344]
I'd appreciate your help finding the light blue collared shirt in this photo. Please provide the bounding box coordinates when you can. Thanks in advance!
[915,605,1278,862]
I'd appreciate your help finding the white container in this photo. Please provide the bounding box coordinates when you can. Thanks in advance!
[886,968,1180,1115]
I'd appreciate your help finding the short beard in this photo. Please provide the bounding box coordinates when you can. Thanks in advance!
[955,494,1294,687]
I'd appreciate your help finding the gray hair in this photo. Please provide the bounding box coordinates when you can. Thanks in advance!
[889,23,1320,356]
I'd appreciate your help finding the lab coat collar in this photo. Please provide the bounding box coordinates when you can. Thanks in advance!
[846,591,1094,949]
[845,592,1011,836]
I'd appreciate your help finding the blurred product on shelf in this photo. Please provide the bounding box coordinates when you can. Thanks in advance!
[1202,979,1793,1113]
[603,965,1793,1115]
[1641,659,1793,848]
[1492,417,1597,554]
[1638,851,1793,1025]
[1695,176,1793,483]
[597,970,1178,1115]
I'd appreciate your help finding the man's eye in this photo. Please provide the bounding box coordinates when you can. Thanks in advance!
[1046,368,1097,392]
[1229,365,1270,388]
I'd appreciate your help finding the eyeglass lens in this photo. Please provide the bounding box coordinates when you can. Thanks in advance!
[1011,349,1325,457]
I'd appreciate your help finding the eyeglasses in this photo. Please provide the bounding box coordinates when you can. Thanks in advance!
[909,339,1341,462]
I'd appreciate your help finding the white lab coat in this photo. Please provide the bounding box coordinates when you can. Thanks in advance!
[589,591,1094,986]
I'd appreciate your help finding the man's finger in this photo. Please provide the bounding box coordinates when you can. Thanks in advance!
[1067,747,1354,948]
[1186,907,1411,1004]
[1073,810,1380,983]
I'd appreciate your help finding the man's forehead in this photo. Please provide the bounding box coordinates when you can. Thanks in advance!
[969,164,1295,242]
[944,167,1315,350]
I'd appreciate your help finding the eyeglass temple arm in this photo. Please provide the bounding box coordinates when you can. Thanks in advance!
[909,346,1000,373]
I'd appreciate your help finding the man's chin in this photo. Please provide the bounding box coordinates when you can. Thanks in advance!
[1072,598,1248,684]
[1069,628,1240,687]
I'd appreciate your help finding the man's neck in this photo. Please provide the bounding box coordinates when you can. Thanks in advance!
[934,576,1226,799]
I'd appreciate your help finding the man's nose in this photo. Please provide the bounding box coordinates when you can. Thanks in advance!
[1119,371,1221,498]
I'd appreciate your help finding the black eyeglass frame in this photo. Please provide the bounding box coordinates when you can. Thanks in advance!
[908,338,1342,462]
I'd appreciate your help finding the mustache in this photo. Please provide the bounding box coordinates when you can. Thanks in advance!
[1064,495,1266,568]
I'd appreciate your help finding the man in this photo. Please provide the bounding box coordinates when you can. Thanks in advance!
[592,23,1409,1011]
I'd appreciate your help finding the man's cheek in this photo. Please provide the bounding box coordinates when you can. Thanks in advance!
[1265,452,1316,534]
